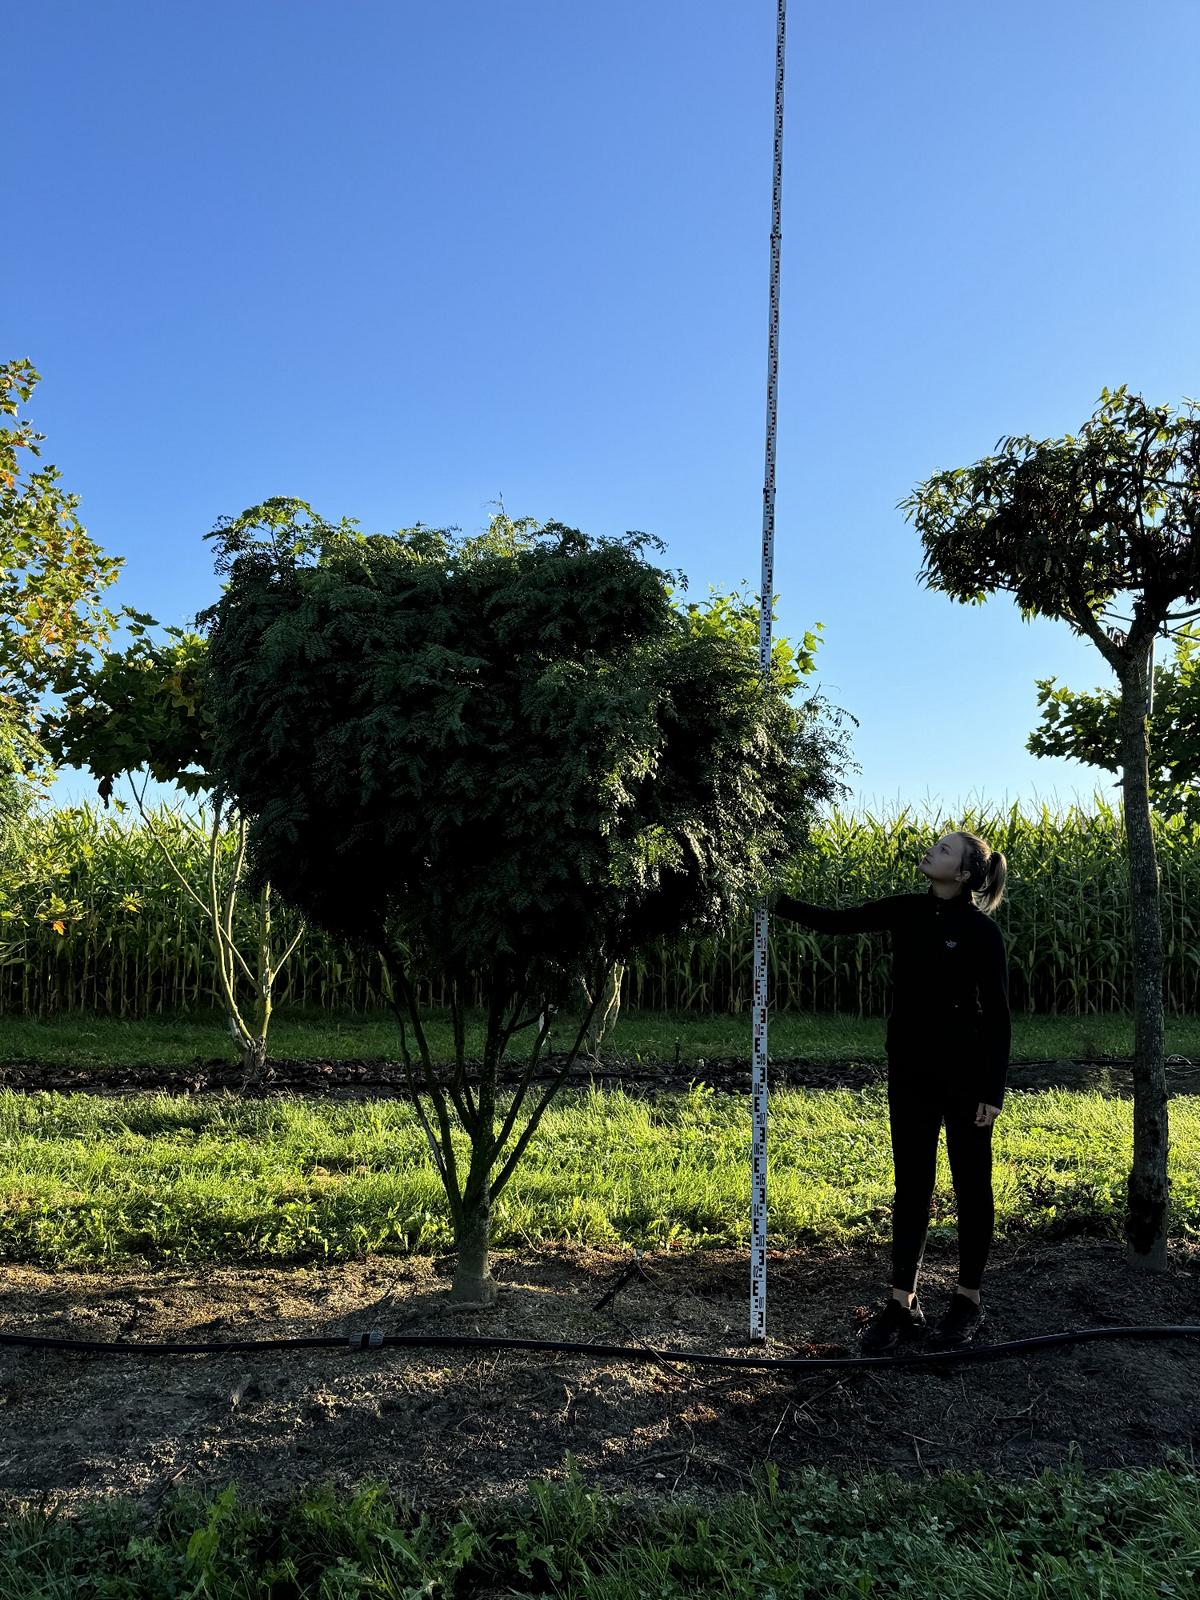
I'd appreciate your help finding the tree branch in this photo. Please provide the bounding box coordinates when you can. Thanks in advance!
[447,976,478,1128]
[1061,580,1127,674]
[494,983,531,1061]
[130,776,305,1001]
[491,1009,555,1158]
[377,940,464,1223]
[489,963,607,1202]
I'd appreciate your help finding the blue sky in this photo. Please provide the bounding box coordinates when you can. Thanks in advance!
[11,0,1199,824]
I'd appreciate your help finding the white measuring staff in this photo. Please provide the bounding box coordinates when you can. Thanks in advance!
[751,0,788,1344]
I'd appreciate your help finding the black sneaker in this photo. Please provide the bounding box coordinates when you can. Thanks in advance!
[926,1292,985,1350]
[859,1295,926,1354]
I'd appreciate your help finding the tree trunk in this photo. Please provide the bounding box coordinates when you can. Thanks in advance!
[581,959,625,1058]
[1120,640,1169,1270]
[449,1188,497,1306]
[537,961,624,1058]
[239,1031,271,1085]
[239,884,275,1087]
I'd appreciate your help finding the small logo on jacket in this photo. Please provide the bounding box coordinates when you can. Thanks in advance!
[945,939,958,948]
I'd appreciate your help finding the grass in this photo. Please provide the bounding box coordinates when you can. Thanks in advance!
[1,1005,1197,1069]
[1,1079,1198,1267]
[1,1455,1198,1597]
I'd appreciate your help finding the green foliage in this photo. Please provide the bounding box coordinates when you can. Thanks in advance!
[899,385,1200,629]
[1029,620,1200,825]
[196,499,849,1002]
[39,627,214,803]
[0,1442,1198,1597]
[0,358,151,787]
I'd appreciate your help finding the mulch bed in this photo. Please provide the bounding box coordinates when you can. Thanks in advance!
[1,1235,1198,1519]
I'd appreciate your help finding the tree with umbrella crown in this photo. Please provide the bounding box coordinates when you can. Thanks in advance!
[902,385,1200,1272]
[197,497,852,1304]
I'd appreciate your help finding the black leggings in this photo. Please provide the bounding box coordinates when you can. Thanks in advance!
[886,1059,995,1293]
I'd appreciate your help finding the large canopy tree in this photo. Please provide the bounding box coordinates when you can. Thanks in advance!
[198,501,851,1303]
[902,386,1200,1272]
[0,359,151,790]
[1,356,159,982]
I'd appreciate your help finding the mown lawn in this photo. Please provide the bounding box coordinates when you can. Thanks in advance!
[1,1080,1197,1267]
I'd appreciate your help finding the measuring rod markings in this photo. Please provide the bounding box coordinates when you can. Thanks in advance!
[751,0,787,1344]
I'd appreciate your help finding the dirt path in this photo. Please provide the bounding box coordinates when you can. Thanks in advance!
[1,1235,1197,1519]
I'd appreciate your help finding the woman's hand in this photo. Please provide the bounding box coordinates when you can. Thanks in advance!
[975,1102,1001,1128]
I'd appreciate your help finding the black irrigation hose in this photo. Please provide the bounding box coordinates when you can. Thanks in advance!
[4,1324,1200,1370]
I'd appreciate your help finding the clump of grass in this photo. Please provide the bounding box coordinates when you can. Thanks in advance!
[1,1453,1197,1597]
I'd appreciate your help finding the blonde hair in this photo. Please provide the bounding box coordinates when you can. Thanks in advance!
[955,831,1006,915]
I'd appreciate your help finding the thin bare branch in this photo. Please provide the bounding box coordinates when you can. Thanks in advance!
[378,947,463,1221]
[491,1009,556,1156]
[127,774,215,920]
[490,964,607,1201]
[447,977,478,1127]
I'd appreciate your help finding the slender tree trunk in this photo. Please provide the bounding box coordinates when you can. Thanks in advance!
[240,1032,269,1078]
[450,1181,497,1306]
[580,959,625,1058]
[449,974,501,1306]
[240,883,274,1082]
[1120,640,1169,1269]
[374,943,605,1310]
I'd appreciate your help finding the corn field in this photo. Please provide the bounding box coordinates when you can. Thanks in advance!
[1,795,1198,1019]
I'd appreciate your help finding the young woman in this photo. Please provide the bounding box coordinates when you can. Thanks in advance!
[771,831,1010,1353]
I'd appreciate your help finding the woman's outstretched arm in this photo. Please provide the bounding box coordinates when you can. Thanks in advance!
[768,891,908,935]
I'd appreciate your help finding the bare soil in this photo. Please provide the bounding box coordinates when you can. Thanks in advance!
[3,1051,1200,1099]
[1,1235,1198,1521]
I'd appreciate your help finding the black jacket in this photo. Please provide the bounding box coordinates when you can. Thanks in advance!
[771,883,1011,1110]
